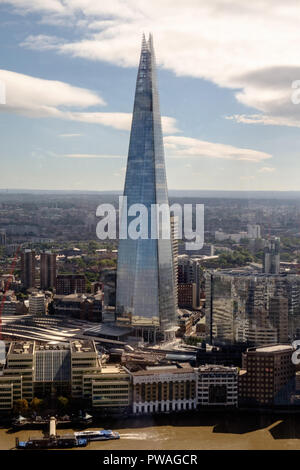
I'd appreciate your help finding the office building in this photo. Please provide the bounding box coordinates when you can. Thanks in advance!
[83,364,131,411]
[178,283,197,310]
[197,365,238,407]
[205,270,296,346]
[263,237,280,274]
[116,35,176,338]
[178,255,203,307]
[239,345,295,406]
[171,215,179,310]
[29,293,46,315]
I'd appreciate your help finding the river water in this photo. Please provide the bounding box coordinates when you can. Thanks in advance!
[1,413,300,450]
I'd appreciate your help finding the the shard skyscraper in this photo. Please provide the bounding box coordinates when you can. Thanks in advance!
[116,34,176,338]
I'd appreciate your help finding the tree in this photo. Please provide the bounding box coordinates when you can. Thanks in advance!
[57,396,69,410]
[30,397,43,411]
[14,399,29,415]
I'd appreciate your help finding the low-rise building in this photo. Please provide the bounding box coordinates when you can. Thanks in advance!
[53,293,103,322]
[197,365,238,407]
[129,363,197,414]
[83,364,131,411]
[29,293,46,315]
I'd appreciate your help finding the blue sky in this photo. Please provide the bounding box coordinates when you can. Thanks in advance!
[1,0,300,191]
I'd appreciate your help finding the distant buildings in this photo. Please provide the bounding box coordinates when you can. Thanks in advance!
[0,230,6,246]
[239,345,295,406]
[263,237,280,274]
[21,249,36,289]
[247,224,261,239]
[215,230,248,243]
[205,270,299,346]
[55,274,86,295]
[40,251,56,290]
[178,243,214,257]
[215,224,261,243]
[53,293,103,322]
[0,290,25,315]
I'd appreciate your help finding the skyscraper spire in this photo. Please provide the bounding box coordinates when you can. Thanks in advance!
[116,35,176,339]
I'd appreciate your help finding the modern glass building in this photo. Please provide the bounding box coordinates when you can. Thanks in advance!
[116,34,176,336]
[205,270,300,346]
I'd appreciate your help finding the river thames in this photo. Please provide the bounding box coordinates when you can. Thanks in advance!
[1,412,300,450]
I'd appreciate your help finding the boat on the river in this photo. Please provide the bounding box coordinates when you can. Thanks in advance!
[74,429,120,441]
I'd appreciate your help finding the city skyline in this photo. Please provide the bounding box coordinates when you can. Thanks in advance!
[1,1,300,191]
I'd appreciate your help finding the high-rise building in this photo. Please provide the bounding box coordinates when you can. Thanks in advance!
[0,230,6,246]
[40,251,57,290]
[247,224,261,239]
[116,35,176,338]
[205,270,297,346]
[171,215,179,310]
[178,255,203,307]
[21,249,36,289]
[263,237,280,274]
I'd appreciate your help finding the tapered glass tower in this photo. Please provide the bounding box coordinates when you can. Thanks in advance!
[116,34,176,334]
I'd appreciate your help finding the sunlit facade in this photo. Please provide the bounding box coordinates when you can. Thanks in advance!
[116,35,176,333]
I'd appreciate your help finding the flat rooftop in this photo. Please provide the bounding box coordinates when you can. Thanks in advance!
[70,339,96,354]
[9,341,34,355]
[131,363,194,376]
[198,365,238,373]
[100,364,126,375]
[248,345,293,353]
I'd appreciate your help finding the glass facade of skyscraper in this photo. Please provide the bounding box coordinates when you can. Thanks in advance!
[116,35,176,332]
[205,270,300,346]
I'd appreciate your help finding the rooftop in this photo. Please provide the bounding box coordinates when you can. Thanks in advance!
[198,365,238,373]
[248,344,293,353]
[131,363,194,376]
[9,341,34,355]
[70,339,96,354]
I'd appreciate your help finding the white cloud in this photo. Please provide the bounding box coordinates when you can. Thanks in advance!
[59,133,83,137]
[6,0,300,128]
[0,69,105,115]
[62,153,124,158]
[0,69,179,133]
[164,136,272,163]
[258,166,276,173]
